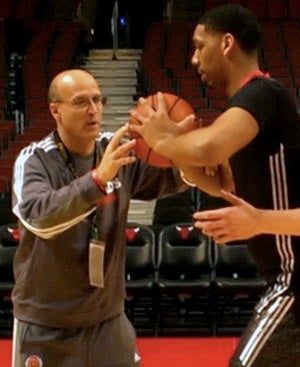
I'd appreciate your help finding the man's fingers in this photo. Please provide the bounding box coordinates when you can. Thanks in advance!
[177,114,196,133]
[130,109,147,125]
[128,122,142,136]
[137,97,154,114]
[213,235,228,245]
[108,124,131,149]
[113,139,136,158]
[220,190,244,206]
[117,156,136,166]
[156,91,168,111]
[193,209,225,221]
[200,226,229,244]
[199,220,224,232]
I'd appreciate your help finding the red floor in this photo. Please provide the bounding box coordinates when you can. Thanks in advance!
[137,337,238,367]
[0,337,239,367]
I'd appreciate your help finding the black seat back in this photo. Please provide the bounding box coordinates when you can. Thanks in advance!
[214,243,260,279]
[125,224,156,280]
[158,223,212,279]
[0,223,19,285]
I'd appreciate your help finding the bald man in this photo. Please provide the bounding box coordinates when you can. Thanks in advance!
[11,69,187,367]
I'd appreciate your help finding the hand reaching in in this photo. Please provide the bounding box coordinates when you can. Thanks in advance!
[193,190,262,243]
[95,124,136,183]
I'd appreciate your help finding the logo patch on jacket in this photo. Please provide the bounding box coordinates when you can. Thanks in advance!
[25,355,43,367]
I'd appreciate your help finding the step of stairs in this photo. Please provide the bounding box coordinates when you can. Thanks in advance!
[88,48,142,61]
[127,199,156,225]
[101,85,137,96]
[82,48,156,224]
[84,59,139,69]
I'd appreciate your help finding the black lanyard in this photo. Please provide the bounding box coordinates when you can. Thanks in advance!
[53,130,99,178]
[54,130,100,239]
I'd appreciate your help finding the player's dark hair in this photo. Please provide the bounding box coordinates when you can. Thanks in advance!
[199,3,262,54]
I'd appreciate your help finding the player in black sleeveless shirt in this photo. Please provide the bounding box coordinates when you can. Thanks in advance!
[130,4,300,367]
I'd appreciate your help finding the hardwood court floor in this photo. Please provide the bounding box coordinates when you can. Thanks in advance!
[0,336,239,366]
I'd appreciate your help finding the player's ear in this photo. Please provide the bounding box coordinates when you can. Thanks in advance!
[49,102,60,120]
[222,33,234,56]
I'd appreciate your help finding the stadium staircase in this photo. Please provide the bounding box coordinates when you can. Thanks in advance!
[81,48,156,225]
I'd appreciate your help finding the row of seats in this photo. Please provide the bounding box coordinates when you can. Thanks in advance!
[125,223,266,335]
[0,17,85,197]
[0,222,267,336]
[0,0,41,20]
[0,223,18,336]
[139,19,300,118]
[141,18,300,72]
[0,0,80,21]
[203,0,300,20]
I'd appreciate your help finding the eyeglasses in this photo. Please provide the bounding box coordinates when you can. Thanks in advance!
[55,95,106,109]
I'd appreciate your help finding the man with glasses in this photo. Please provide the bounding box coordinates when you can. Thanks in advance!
[11,69,188,367]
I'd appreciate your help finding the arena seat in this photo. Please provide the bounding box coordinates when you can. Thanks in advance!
[156,223,214,335]
[124,223,158,335]
[0,223,19,336]
[213,242,267,335]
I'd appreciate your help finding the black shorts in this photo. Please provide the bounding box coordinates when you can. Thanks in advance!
[12,312,141,367]
[230,295,300,367]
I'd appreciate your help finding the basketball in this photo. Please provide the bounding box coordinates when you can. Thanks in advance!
[129,93,196,167]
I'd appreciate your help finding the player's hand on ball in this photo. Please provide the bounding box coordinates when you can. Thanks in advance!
[129,92,197,166]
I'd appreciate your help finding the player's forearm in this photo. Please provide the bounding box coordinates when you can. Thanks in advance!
[158,132,220,167]
[259,208,300,236]
[179,165,226,197]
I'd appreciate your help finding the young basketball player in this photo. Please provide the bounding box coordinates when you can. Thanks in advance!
[130,4,300,366]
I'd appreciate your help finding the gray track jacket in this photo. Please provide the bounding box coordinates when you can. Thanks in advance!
[11,131,186,328]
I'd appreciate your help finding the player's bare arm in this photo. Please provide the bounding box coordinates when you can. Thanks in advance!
[179,160,234,197]
[130,101,259,167]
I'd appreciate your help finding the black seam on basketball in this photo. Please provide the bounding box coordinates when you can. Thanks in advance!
[168,96,181,114]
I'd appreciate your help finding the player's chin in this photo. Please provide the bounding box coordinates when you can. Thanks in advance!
[199,72,207,82]
[200,73,212,87]
[83,128,100,141]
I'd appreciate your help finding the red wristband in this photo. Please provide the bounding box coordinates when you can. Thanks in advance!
[91,169,107,193]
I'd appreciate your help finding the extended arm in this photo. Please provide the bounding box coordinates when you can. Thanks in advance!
[12,125,136,239]
[193,190,300,243]
[129,92,259,167]
[179,160,234,197]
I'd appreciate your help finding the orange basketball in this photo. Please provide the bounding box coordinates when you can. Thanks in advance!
[129,93,196,167]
